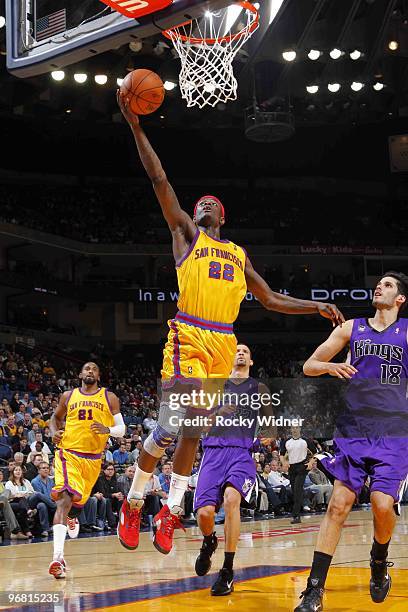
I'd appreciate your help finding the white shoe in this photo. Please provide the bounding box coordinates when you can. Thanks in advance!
[49,558,66,580]
[303,506,311,512]
[67,517,80,539]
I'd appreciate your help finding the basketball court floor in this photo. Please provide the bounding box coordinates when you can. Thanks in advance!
[0,507,407,611]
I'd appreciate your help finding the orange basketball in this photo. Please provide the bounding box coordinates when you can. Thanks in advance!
[120,69,165,115]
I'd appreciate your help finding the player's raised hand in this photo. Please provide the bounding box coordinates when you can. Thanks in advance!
[90,421,110,435]
[52,429,64,445]
[316,302,345,327]
[116,89,139,126]
[326,363,358,379]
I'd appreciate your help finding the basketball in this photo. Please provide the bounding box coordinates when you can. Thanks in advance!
[119,69,165,115]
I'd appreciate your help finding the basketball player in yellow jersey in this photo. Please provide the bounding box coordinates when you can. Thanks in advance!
[48,362,125,579]
[116,94,345,555]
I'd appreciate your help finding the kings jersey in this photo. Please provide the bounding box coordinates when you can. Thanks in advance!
[60,387,114,455]
[176,229,247,325]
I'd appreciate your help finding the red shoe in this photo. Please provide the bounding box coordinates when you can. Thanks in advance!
[153,504,185,555]
[117,497,144,550]
[48,558,66,579]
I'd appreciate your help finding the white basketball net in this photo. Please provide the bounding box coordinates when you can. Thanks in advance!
[164,2,259,108]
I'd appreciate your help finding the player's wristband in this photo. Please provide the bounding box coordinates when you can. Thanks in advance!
[108,413,126,438]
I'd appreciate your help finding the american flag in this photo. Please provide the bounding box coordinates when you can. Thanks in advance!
[35,8,67,42]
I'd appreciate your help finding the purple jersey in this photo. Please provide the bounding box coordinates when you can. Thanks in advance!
[202,377,260,450]
[340,317,408,436]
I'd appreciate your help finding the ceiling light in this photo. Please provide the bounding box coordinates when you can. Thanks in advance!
[163,80,177,91]
[350,49,362,60]
[329,48,342,60]
[0,16,5,29]
[373,82,384,91]
[351,81,364,91]
[328,82,341,93]
[306,85,319,94]
[117,78,124,87]
[95,74,108,85]
[308,49,321,61]
[74,73,87,84]
[51,71,65,81]
[129,41,143,53]
[282,50,296,62]
[388,40,399,51]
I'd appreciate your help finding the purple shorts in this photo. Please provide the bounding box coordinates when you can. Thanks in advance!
[194,446,256,511]
[320,437,408,502]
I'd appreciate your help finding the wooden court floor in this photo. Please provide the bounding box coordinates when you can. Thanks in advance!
[0,507,407,611]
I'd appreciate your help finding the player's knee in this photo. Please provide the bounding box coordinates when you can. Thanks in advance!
[371,495,394,518]
[144,427,174,458]
[197,506,215,524]
[223,487,241,511]
[327,495,351,521]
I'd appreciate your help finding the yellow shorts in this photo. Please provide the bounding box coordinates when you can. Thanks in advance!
[161,312,237,384]
[51,448,102,508]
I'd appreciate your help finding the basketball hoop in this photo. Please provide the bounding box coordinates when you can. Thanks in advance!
[163,2,259,108]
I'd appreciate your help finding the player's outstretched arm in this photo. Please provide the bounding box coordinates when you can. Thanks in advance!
[49,391,70,444]
[117,92,196,241]
[303,320,357,378]
[244,258,345,326]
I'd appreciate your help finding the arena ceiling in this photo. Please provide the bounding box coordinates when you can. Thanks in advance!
[0,0,408,128]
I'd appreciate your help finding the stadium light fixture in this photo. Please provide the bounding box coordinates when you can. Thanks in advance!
[282,50,296,62]
[95,74,108,85]
[373,82,384,91]
[163,80,177,91]
[306,85,319,94]
[51,71,65,81]
[117,78,124,87]
[308,49,321,61]
[0,16,5,28]
[74,73,87,84]
[351,81,364,92]
[329,48,342,60]
[350,50,362,60]
[328,82,341,93]
[388,40,398,51]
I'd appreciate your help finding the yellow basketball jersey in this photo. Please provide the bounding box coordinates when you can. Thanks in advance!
[176,230,247,325]
[60,387,114,455]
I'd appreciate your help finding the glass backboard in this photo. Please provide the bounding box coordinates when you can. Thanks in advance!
[7,0,229,77]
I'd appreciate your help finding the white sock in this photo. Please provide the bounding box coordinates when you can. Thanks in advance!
[128,466,152,500]
[53,524,67,561]
[167,473,189,511]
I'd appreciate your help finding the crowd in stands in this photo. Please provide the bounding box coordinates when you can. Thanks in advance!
[0,344,406,543]
[0,183,403,247]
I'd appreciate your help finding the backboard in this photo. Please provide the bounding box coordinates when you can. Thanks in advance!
[6,0,230,77]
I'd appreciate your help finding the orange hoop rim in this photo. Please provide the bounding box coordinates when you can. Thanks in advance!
[163,1,259,45]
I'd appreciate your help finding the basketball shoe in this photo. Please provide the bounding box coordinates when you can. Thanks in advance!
[211,568,234,596]
[195,532,218,576]
[153,504,185,554]
[67,517,80,539]
[118,497,144,550]
[294,578,324,611]
[48,558,66,580]
[369,558,393,603]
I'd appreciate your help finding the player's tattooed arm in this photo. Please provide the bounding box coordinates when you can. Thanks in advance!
[244,257,345,326]
[49,391,70,445]
[90,393,125,436]
[116,91,196,250]
[257,382,277,442]
[303,319,357,378]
